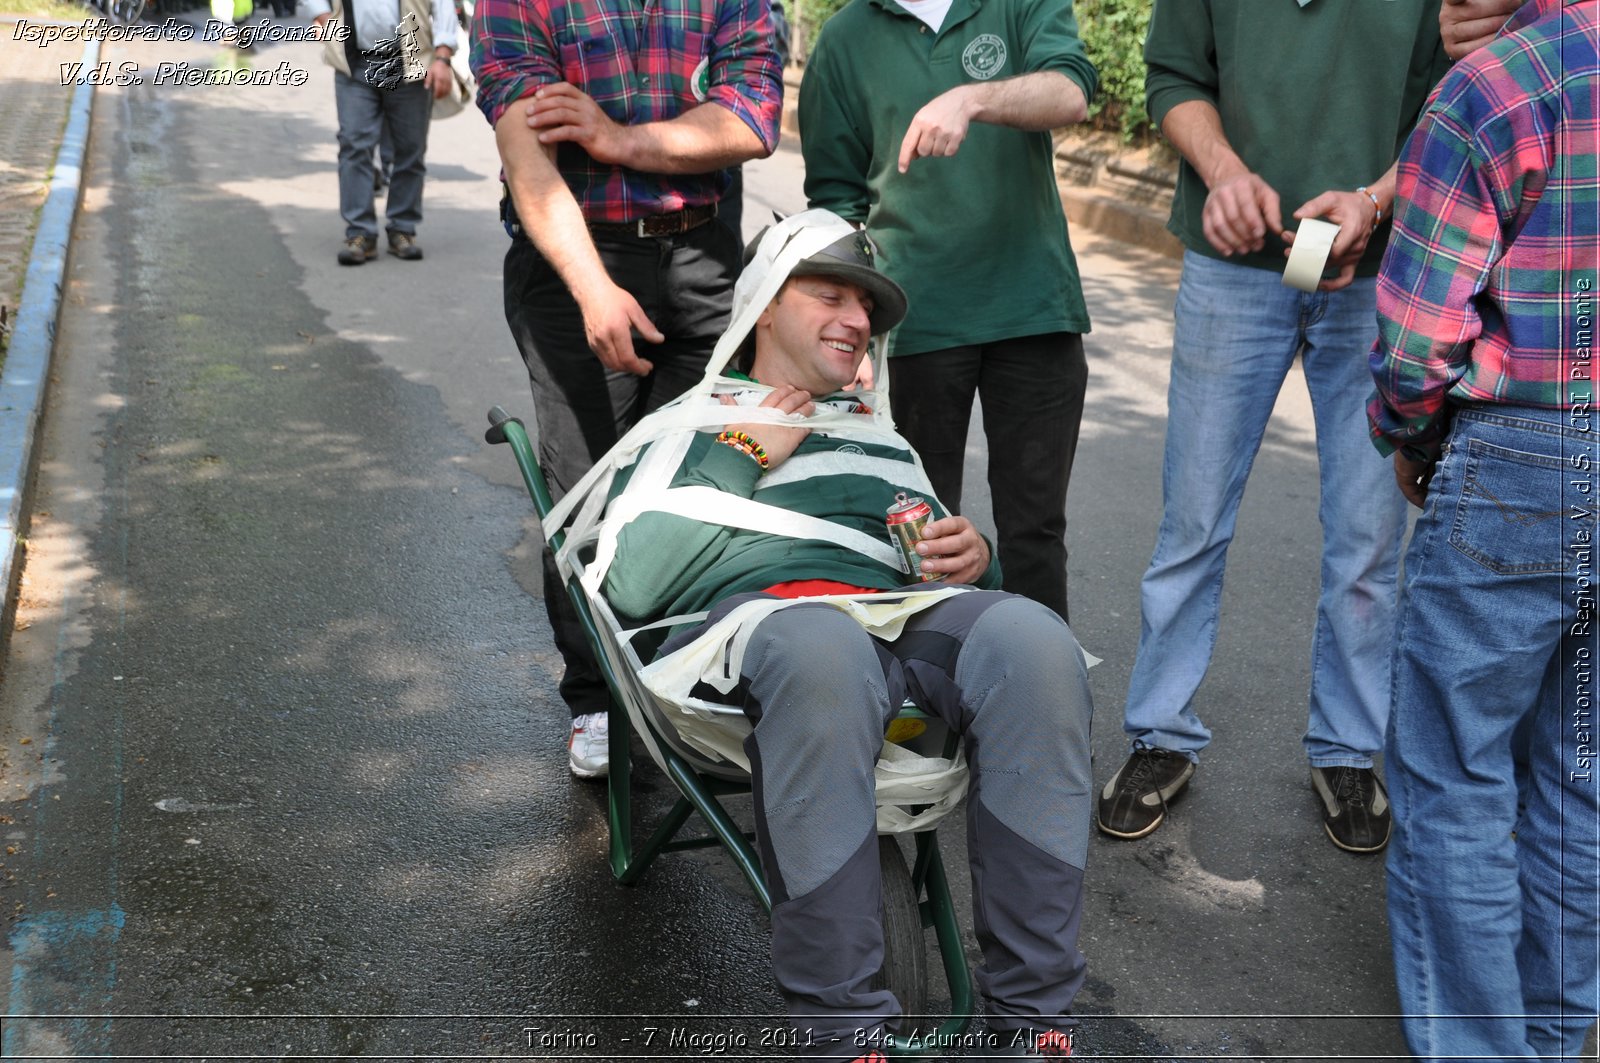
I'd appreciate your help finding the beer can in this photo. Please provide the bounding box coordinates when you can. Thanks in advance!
[886,492,941,582]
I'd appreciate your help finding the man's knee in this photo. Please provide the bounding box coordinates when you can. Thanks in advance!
[337,124,380,155]
[959,595,1091,721]
[739,606,891,901]
[954,595,1093,866]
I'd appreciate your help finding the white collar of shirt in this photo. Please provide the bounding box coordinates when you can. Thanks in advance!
[346,0,458,55]
[349,0,403,52]
[898,0,954,33]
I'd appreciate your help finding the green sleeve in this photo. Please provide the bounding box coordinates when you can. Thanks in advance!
[601,438,763,623]
[1017,0,1097,106]
[1143,0,1218,128]
[976,537,1003,590]
[799,26,872,223]
[927,493,1003,590]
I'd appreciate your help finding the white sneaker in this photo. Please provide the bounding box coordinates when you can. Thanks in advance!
[568,712,610,779]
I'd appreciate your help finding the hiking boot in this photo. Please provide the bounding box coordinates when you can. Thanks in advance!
[568,712,609,779]
[1097,741,1196,839]
[1311,765,1391,853]
[337,234,376,265]
[386,231,423,260]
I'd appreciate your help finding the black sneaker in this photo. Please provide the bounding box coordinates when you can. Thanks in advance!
[1097,742,1196,839]
[1311,766,1391,853]
[386,231,423,261]
[337,234,376,265]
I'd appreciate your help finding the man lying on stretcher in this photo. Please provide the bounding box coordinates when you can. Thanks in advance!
[598,211,1093,1059]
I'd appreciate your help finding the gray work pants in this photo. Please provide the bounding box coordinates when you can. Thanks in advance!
[679,589,1095,1053]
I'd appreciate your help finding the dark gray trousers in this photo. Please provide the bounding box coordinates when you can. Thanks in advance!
[687,590,1095,1053]
[888,332,1088,622]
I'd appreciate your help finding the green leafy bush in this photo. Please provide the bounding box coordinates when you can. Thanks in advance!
[797,0,1154,142]
[796,0,852,57]
[1075,0,1153,142]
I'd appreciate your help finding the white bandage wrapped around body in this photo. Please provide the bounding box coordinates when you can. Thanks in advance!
[539,210,971,832]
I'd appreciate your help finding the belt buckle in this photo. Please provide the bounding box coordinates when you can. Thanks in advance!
[636,213,675,238]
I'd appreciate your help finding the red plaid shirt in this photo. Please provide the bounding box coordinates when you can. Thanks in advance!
[471,0,782,222]
[1369,0,1599,455]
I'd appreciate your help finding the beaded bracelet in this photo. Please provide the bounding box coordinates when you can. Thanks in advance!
[1356,186,1384,231]
[716,430,770,471]
[720,432,770,470]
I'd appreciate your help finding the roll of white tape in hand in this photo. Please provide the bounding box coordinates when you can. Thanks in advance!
[1282,217,1340,292]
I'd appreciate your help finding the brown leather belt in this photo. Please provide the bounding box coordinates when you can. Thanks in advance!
[589,202,719,238]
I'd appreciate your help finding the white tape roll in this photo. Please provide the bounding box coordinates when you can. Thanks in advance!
[1282,217,1339,292]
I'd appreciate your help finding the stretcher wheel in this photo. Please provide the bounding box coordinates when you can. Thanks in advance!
[872,835,929,1025]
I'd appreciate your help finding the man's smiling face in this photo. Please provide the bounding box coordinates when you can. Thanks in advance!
[753,276,876,395]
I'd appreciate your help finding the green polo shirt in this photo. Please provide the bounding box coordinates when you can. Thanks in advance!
[800,0,1097,356]
[1145,0,1450,277]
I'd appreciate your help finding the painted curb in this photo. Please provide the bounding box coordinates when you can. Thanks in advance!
[0,38,100,628]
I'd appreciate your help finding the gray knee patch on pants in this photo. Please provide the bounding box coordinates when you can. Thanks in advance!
[957,597,1094,868]
[743,606,890,899]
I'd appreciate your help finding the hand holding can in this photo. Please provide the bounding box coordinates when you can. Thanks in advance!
[887,492,943,582]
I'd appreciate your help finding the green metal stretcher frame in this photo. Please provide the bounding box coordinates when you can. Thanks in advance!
[488,408,975,1056]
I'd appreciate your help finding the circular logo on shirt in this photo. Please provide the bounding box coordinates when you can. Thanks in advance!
[692,56,710,102]
[961,33,1007,80]
[836,444,866,455]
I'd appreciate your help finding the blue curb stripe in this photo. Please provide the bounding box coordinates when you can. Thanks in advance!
[0,39,111,1055]
[0,37,101,617]
[3,906,127,1055]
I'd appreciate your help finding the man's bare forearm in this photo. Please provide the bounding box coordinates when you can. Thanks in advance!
[495,107,612,305]
[1161,99,1250,187]
[967,70,1087,130]
[613,103,772,174]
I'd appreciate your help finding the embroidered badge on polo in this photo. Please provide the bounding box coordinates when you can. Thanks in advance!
[692,56,710,101]
[962,33,1006,79]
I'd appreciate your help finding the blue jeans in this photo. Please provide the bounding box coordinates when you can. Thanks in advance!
[1123,251,1406,765]
[1387,405,1600,1061]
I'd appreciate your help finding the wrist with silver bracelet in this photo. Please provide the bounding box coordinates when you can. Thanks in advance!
[1356,185,1384,231]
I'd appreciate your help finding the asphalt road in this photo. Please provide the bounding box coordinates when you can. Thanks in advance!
[0,23,1415,1061]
